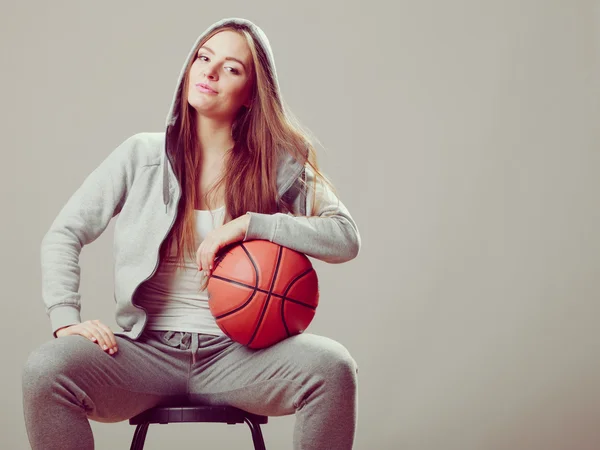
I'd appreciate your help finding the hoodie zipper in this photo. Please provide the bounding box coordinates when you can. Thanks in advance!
[129,154,181,339]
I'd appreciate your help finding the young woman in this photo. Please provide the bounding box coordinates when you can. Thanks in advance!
[22,17,361,450]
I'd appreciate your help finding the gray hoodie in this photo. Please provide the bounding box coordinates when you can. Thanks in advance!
[41,18,361,340]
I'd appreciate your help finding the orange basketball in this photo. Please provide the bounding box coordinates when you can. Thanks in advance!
[207,240,319,349]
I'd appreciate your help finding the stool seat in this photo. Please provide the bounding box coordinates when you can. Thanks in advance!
[129,404,268,425]
[128,404,268,450]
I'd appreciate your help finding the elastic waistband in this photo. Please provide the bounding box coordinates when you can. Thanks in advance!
[144,330,228,364]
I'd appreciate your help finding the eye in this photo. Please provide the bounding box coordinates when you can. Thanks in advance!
[196,54,241,75]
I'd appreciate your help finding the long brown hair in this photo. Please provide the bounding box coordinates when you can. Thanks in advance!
[159,23,335,287]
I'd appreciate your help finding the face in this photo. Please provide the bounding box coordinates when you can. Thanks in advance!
[187,30,253,122]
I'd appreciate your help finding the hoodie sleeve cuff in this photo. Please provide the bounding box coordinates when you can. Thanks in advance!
[243,212,279,242]
[49,305,82,338]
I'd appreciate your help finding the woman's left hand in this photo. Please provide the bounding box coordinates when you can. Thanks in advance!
[196,214,250,276]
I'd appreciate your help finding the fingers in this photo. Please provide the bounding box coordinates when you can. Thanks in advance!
[196,221,246,275]
[196,242,218,276]
[63,321,119,355]
[79,327,103,347]
[203,251,214,275]
[92,320,118,354]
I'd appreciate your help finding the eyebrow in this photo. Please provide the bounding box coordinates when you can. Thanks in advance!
[198,46,247,71]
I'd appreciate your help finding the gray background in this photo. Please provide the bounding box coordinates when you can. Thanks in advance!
[2,1,599,449]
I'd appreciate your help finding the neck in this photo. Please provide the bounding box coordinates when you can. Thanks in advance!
[195,115,235,160]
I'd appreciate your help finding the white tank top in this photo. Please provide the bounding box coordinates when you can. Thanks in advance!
[134,206,227,336]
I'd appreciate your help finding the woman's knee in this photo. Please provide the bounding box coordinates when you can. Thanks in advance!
[22,335,94,392]
[289,333,359,384]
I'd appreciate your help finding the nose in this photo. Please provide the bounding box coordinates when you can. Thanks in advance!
[203,63,218,81]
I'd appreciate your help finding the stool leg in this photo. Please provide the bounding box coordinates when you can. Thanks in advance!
[244,418,266,450]
[130,423,150,450]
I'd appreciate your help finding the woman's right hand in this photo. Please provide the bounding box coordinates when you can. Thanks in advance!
[55,320,119,355]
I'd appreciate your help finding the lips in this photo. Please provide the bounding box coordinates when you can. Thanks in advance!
[195,83,217,93]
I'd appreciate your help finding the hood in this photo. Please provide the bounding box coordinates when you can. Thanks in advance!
[161,17,304,211]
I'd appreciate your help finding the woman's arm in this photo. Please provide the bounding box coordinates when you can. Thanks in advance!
[243,165,361,263]
[41,134,138,336]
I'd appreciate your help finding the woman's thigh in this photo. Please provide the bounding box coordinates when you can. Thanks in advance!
[187,332,358,415]
[22,330,191,422]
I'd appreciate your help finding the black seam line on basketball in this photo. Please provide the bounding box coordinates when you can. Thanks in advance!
[211,275,272,294]
[213,243,260,321]
[247,244,283,347]
[210,275,317,310]
[214,289,258,320]
[280,267,315,337]
[241,243,260,292]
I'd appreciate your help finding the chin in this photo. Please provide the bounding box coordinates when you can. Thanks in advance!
[188,98,214,113]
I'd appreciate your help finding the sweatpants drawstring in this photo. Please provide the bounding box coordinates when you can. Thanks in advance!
[191,332,199,364]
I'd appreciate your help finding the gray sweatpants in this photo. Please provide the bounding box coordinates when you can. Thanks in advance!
[21,329,358,449]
